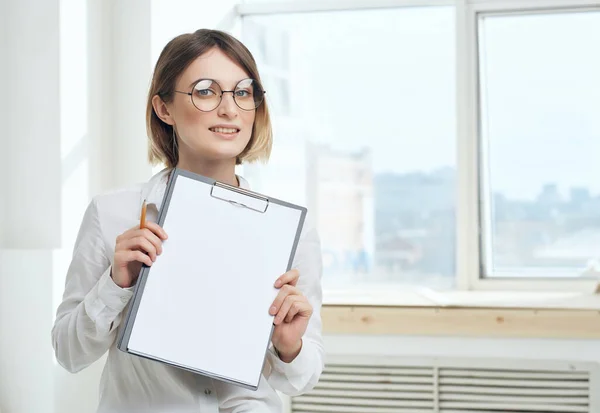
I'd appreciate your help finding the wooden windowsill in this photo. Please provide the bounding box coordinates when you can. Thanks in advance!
[321,305,600,339]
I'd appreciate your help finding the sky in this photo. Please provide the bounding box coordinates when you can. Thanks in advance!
[244,7,600,201]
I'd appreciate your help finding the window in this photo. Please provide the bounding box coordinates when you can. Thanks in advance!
[241,7,457,290]
[200,0,600,296]
[478,10,600,279]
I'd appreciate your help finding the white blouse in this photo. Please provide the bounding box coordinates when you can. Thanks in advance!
[51,168,325,413]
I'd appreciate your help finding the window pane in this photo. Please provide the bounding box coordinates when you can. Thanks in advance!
[242,7,456,290]
[479,11,600,278]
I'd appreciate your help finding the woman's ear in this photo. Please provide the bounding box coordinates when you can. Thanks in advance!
[152,95,175,125]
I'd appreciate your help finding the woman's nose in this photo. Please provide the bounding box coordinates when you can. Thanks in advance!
[217,92,238,117]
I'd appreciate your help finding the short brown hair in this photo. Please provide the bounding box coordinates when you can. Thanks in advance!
[147,29,272,168]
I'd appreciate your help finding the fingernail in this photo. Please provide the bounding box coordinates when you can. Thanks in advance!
[270,306,277,314]
[274,280,281,287]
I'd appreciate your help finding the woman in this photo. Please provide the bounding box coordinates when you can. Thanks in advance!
[52,29,324,413]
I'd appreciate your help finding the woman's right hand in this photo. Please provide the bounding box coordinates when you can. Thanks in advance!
[111,222,168,288]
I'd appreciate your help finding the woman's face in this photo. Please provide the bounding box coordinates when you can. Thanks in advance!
[162,47,257,165]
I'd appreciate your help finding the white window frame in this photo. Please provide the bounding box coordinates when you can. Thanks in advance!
[228,0,600,295]
[461,0,600,292]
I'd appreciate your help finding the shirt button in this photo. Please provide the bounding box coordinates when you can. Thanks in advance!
[120,296,129,303]
[204,388,212,395]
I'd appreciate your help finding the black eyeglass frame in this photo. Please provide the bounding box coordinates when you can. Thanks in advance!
[173,78,266,112]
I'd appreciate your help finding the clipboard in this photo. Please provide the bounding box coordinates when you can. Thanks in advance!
[117,168,307,390]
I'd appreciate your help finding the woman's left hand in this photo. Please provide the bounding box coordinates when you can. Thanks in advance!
[269,269,312,362]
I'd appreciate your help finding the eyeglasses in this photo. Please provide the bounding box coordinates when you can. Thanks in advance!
[173,78,266,112]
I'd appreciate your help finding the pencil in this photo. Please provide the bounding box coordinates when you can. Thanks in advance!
[140,199,147,229]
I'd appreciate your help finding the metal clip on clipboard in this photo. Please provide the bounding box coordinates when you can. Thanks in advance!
[209,181,269,214]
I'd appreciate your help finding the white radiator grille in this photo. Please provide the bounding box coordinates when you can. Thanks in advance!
[293,365,435,412]
[438,368,590,412]
[291,357,596,413]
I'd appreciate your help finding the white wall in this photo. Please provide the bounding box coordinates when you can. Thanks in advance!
[0,0,5,399]
[0,0,60,412]
[87,0,113,197]
[3,0,62,249]
[110,0,154,190]
[325,335,600,363]
[0,252,55,412]
[0,0,6,248]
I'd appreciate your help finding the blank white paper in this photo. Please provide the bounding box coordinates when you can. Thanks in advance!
[126,175,303,388]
